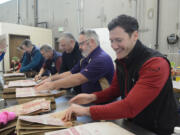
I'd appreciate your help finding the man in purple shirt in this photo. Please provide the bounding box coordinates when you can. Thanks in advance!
[36,30,114,94]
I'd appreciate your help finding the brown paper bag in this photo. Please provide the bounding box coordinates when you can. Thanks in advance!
[16,110,75,135]
[45,122,135,135]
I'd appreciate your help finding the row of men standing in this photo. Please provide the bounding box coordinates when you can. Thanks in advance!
[17,31,114,94]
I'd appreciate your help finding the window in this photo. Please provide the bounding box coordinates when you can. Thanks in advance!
[0,0,12,5]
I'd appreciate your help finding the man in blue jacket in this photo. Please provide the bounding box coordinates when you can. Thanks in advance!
[18,39,44,73]
[35,44,62,81]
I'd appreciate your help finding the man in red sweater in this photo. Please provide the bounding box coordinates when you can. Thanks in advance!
[62,15,179,135]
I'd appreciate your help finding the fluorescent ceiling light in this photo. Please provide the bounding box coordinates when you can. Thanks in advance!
[0,0,12,5]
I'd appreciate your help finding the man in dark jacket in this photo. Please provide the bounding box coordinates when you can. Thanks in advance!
[57,33,82,93]
[58,32,82,73]
[62,15,179,135]
[35,44,62,81]
[18,39,44,73]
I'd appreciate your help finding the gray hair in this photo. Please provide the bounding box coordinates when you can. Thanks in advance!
[0,34,6,45]
[40,44,53,52]
[58,32,75,42]
[80,30,100,45]
[21,39,33,47]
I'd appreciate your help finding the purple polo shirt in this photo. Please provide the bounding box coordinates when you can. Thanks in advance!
[71,46,114,93]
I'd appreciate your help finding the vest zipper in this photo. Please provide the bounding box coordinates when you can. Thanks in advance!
[121,62,128,96]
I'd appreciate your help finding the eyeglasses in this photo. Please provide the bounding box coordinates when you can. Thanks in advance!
[78,39,89,46]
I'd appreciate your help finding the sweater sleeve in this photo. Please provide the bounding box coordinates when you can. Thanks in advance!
[0,52,5,62]
[93,71,121,104]
[90,57,170,120]
[21,53,28,67]
[20,51,42,72]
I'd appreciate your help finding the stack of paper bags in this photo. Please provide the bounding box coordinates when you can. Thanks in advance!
[0,119,17,135]
[16,88,66,109]
[0,98,51,135]
[3,87,66,110]
[3,86,66,98]
[45,122,135,135]
[7,80,37,88]
[0,98,51,116]
[16,110,76,135]
[3,73,26,84]
[3,80,37,99]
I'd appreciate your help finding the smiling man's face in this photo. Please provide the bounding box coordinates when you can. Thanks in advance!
[109,26,138,60]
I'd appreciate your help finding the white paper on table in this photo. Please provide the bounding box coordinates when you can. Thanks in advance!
[19,115,65,126]
[3,73,25,77]
[8,80,37,87]
[16,87,52,97]
[16,87,36,97]
[45,122,135,135]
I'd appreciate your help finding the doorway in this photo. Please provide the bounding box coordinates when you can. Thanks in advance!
[9,34,30,68]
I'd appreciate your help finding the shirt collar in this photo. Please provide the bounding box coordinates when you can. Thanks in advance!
[86,46,101,60]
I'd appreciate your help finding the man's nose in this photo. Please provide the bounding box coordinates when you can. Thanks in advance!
[111,42,118,49]
[79,45,83,50]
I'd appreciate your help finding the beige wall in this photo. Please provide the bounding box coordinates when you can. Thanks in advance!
[0,22,53,71]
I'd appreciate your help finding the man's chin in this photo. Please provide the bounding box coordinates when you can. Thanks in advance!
[116,54,122,59]
[82,52,88,57]
[116,54,125,60]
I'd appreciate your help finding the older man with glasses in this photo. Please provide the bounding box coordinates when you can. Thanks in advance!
[36,30,114,94]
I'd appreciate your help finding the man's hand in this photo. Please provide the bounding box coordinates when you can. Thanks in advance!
[69,93,97,105]
[62,104,90,122]
[34,74,41,82]
[16,69,20,73]
[35,77,51,88]
[41,76,48,80]
[35,81,54,91]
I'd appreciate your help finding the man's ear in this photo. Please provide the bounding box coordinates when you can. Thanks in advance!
[70,40,75,45]
[89,38,95,44]
[132,31,138,41]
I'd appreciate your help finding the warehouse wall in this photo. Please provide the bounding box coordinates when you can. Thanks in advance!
[0,0,135,39]
[158,0,180,66]
[0,0,180,65]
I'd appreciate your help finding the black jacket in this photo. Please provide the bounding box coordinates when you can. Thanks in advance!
[60,42,82,73]
[116,40,178,135]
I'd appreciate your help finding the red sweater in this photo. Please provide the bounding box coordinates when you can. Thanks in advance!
[90,57,170,120]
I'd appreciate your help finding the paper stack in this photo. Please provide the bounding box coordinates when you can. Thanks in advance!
[0,98,51,135]
[0,120,17,135]
[16,110,75,135]
[3,73,26,84]
[16,87,66,99]
[45,122,135,135]
[2,87,66,110]
[0,98,51,115]
[7,80,37,88]
[3,80,37,99]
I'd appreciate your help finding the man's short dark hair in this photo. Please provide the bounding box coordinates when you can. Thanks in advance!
[40,44,53,52]
[108,14,139,36]
[21,39,33,47]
